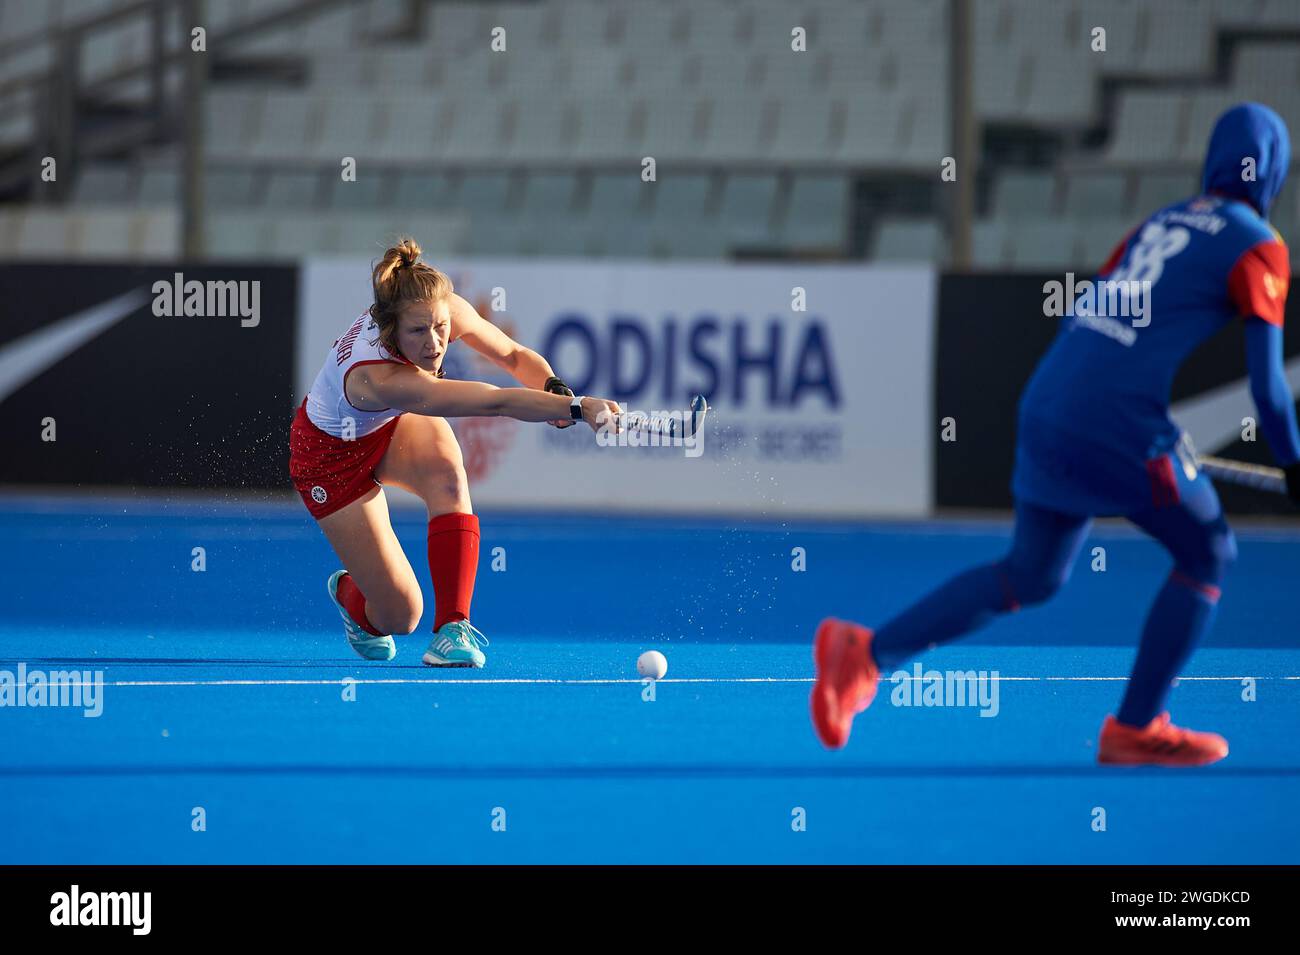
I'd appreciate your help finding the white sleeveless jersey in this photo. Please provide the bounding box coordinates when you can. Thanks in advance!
[304,311,411,438]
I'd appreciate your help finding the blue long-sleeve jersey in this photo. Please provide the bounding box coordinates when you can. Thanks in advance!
[1020,103,1296,469]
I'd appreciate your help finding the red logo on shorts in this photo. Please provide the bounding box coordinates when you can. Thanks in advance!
[311,486,328,504]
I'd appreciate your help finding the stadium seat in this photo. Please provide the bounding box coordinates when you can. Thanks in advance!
[1062,172,1128,219]
[1022,52,1097,125]
[717,173,780,246]
[204,93,263,160]
[247,94,322,162]
[1181,90,1244,163]
[642,96,710,163]
[263,170,323,209]
[654,223,728,260]
[1078,218,1132,267]
[454,172,517,217]
[0,206,21,255]
[206,212,273,259]
[371,98,444,161]
[72,165,137,205]
[1006,220,1077,269]
[439,100,510,163]
[139,166,180,204]
[466,219,526,257]
[837,95,908,166]
[314,98,383,164]
[326,171,389,211]
[873,219,944,262]
[1134,172,1197,213]
[971,219,1009,268]
[587,172,650,220]
[649,172,716,225]
[501,99,576,164]
[518,172,581,218]
[571,97,641,164]
[994,171,1058,219]
[1104,91,1185,163]
[782,174,851,250]
[391,171,458,211]
[522,221,593,258]
[205,168,262,208]
[598,220,655,259]
[73,209,139,259]
[16,208,76,257]
[1139,0,1215,77]
[768,98,842,164]
[6,0,1298,267]
[135,208,179,258]
[1233,43,1300,98]
[80,16,150,85]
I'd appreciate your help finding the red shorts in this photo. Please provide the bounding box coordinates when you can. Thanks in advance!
[288,400,402,519]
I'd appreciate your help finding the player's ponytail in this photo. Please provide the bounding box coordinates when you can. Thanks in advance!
[369,237,454,358]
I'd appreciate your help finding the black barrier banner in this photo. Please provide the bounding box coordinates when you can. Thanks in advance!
[0,264,297,490]
[934,273,1300,515]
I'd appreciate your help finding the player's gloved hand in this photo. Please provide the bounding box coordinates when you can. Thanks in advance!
[1286,462,1300,506]
[544,375,576,428]
[579,396,622,435]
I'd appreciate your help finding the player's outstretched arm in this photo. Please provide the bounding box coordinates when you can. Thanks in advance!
[352,362,619,432]
[1244,316,1300,502]
[450,293,558,390]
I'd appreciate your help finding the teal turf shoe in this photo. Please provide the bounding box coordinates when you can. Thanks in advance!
[327,570,397,661]
[422,619,488,668]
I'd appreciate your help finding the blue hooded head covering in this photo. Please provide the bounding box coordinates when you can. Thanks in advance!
[1201,102,1291,217]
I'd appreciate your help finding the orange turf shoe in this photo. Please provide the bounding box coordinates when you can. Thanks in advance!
[810,618,880,750]
[1097,712,1229,767]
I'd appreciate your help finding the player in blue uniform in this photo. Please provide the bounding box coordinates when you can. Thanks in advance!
[812,102,1299,766]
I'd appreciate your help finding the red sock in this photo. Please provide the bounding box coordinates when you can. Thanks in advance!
[427,512,480,631]
[336,573,383,636]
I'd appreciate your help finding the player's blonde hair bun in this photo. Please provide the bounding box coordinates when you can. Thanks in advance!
[374,237,423,283]
[369,237,454,355]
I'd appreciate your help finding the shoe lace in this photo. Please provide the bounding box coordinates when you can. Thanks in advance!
[446,620,489,649]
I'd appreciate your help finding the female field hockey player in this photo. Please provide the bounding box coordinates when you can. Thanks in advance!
[289,239,619,667]
[813,102,1300,765]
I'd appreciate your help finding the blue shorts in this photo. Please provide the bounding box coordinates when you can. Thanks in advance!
[1013,417,1191,518]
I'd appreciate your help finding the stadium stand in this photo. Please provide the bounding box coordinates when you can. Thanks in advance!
[1,0,1298,264]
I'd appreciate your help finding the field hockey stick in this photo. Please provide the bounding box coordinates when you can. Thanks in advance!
[1197,455,1288,494]
[615,394,709,440]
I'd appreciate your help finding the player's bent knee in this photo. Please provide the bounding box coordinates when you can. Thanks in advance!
[367,590,423,635]
[1004,564,1071,607]
[1196,528,1237,587]
[414,453,470,513]
[1018,576,1067,606]
[1176,526,1237,588]
[1216,528,1238,571]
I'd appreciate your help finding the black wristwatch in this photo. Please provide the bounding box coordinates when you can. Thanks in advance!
[569,395,584,421]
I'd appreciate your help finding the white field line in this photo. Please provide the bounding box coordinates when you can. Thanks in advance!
[30,675,1300,688]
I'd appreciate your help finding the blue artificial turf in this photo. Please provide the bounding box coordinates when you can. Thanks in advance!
[1,496,1296,863]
